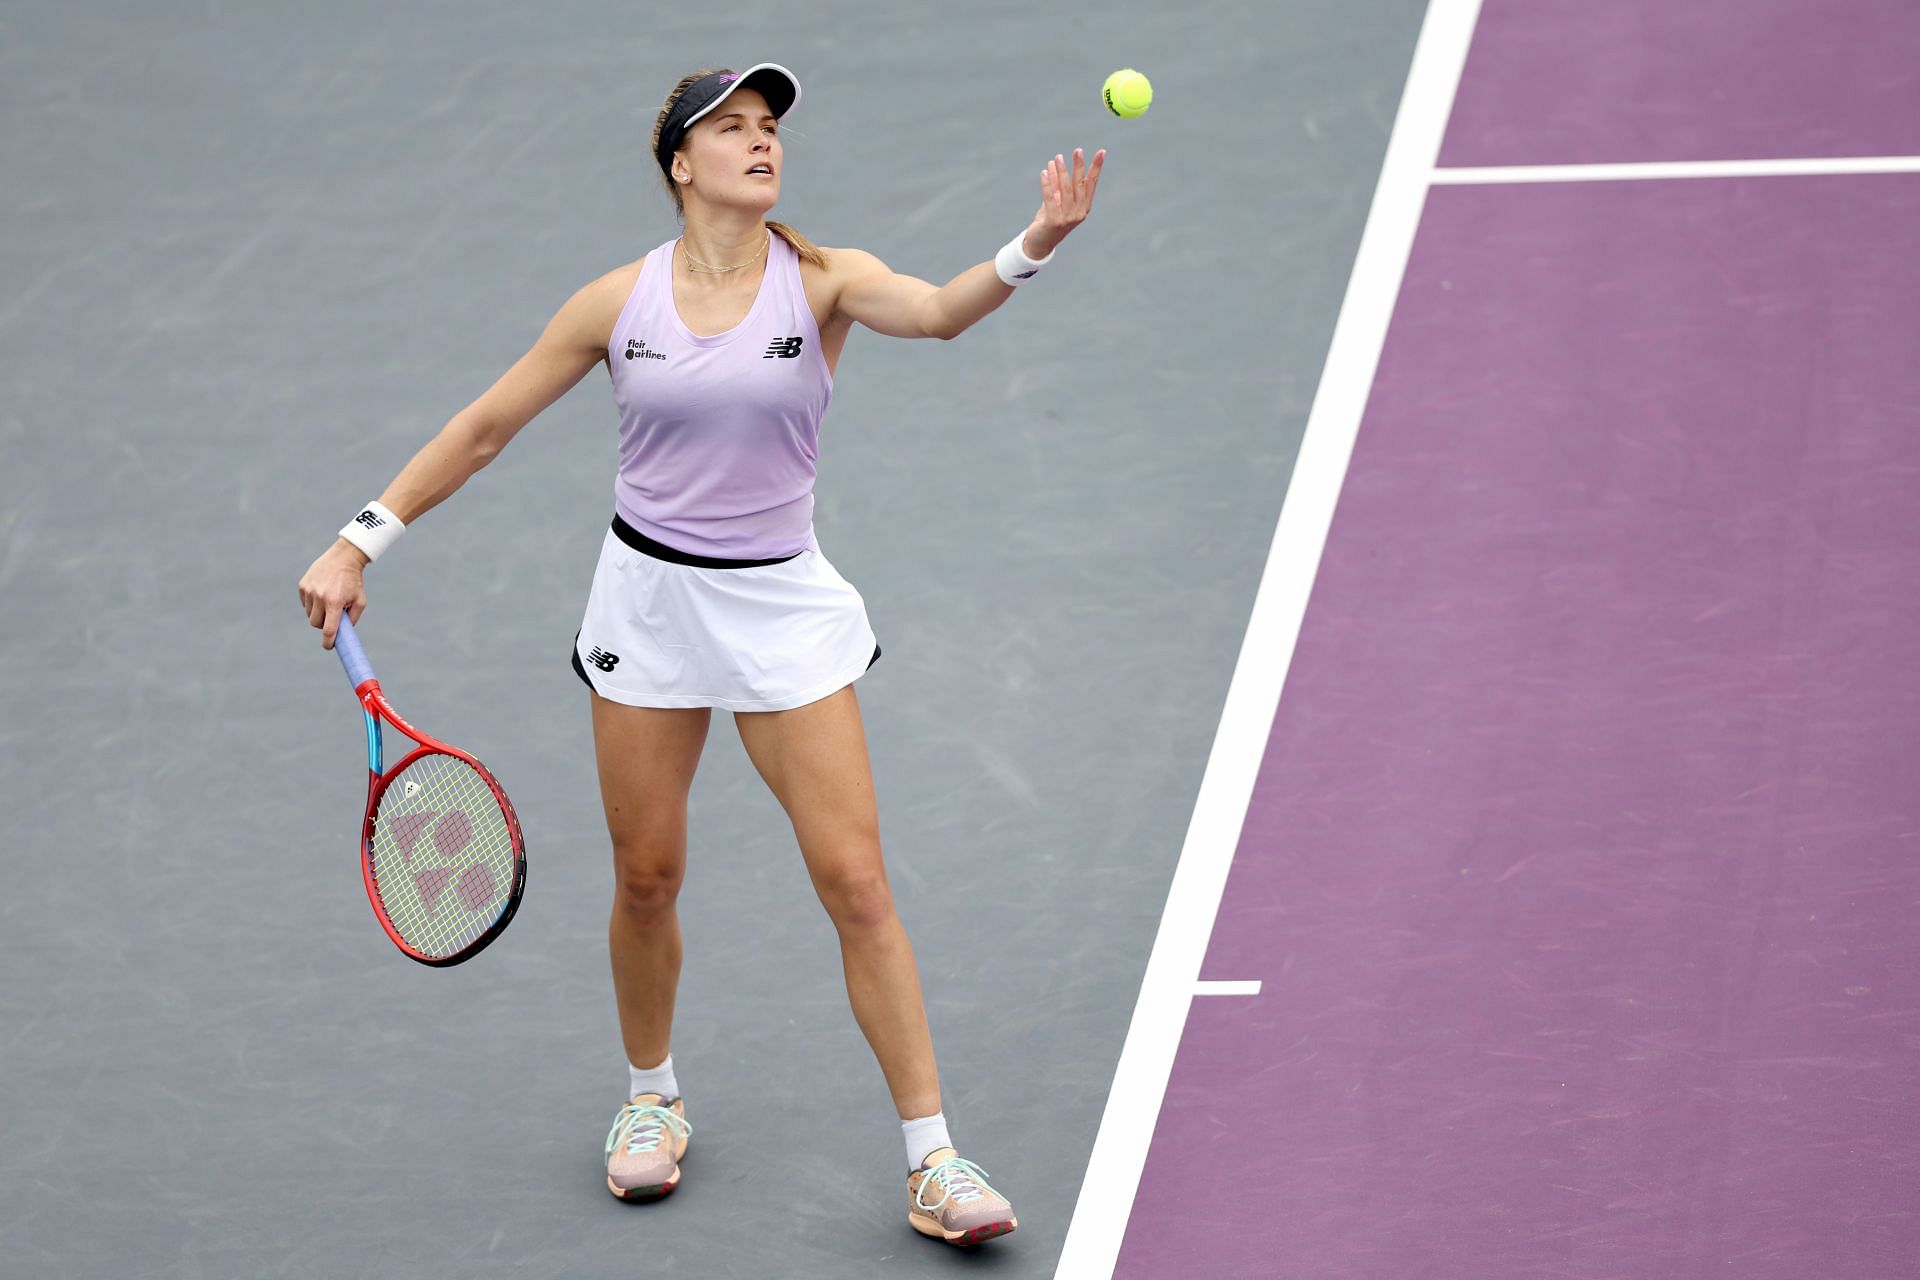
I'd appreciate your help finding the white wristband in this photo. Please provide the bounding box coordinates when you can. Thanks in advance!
[338,500,406,562]
[994,231,1054,286]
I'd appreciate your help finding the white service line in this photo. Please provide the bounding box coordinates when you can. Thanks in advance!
[1194,980,1263,997]
[1433,154,1920,184]
[1052,2,1485,1277]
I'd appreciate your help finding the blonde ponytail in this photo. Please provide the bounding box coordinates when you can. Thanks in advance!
[767,220,827,269]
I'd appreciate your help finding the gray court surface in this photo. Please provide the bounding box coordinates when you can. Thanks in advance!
[1,1,1425,1275]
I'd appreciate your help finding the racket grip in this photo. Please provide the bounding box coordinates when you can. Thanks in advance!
[334,613,379,690]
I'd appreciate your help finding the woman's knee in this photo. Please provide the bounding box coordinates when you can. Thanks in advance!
[612,844,686,920]
[816,865,896,933]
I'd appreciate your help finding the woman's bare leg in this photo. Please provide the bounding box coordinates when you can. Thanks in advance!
[590,692,712,1070]
[733,683,940,1120]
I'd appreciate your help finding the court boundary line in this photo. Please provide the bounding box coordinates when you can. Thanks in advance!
[1433,155,1920,184]
[1052,2,1486,1276]
[1193,980,1263,997]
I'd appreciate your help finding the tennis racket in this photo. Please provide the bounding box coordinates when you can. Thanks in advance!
[334,613,526,965]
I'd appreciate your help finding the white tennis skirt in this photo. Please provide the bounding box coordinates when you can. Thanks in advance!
[572,515,881,712]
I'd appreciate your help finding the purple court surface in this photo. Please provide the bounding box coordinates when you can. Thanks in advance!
[1113,13,1920,1280]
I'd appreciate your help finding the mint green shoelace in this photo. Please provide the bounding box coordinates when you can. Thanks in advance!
[915,1156,997,1211]
[605,1102,692,1157]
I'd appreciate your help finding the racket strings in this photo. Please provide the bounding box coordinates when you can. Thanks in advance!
[369,752,517,959]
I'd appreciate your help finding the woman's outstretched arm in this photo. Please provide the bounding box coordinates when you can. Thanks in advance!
[831,147,1105,340]
[297,267,629,646]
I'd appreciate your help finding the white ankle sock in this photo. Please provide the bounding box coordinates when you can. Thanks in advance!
[902,1111,952,1171]
[628,1055,679,1101]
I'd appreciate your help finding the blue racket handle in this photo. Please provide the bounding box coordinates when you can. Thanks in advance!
[334,612,378,689]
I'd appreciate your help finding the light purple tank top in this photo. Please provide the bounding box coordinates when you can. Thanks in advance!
[605,230,833,559]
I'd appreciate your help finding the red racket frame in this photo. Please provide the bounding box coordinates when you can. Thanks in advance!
[351,675,527,966]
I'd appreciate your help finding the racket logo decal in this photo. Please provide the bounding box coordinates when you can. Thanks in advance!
[412,855,499,918]
[413,866,458,915]
[386,810,474,864]
[586,646,621,673]
[432,809,474,858]
[454,863,497,911]
[389,808,498,918]
[389,811,437,863]
[762,336,804,359]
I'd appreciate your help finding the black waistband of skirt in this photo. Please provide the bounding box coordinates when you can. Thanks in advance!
[611,513,806,569]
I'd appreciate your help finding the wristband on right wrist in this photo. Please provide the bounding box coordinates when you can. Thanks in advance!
[337,500,405,562]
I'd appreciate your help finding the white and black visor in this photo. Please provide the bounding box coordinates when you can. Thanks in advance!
[656,63,801,177]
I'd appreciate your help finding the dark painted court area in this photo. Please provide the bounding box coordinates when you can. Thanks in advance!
[0,1,1427,1277]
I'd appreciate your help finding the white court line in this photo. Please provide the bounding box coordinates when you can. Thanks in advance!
[1434,154,1920,184]
[1052,2,1485,1277]
[1194,980,1262,997]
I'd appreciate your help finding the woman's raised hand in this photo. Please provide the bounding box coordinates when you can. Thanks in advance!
[1023,147,1106,260]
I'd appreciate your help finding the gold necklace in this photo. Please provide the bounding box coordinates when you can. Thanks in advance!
[680,235,768,274]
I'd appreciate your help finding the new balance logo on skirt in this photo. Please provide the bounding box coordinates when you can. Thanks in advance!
[587,647,620,672]
[763,336,804,359]
[624,339,667,362]
[354,510,385,529]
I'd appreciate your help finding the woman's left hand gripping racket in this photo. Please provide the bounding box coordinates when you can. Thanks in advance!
[334,614,526,965]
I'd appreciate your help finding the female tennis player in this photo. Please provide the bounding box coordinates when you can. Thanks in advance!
[297,62,1103,1247]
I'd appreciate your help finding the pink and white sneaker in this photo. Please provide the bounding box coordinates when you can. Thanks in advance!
[907,1146,1018,1246]
[604,1093,691,1202]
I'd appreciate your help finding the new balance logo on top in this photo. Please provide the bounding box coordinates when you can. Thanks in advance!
[624,339,667,362]
[586,647,620,673]
[354,510,385,530]
[763,336,804,359]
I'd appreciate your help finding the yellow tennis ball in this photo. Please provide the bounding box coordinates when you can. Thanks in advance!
[1103,69,1152,119]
